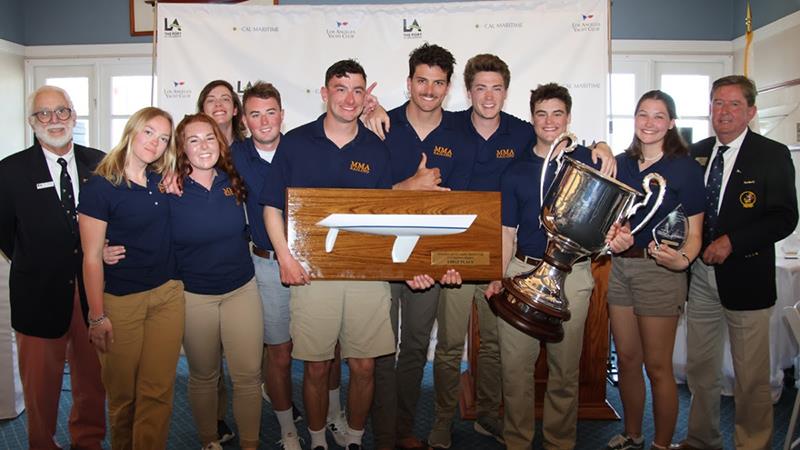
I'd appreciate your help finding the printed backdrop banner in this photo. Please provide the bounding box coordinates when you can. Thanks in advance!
[157,0,608,141]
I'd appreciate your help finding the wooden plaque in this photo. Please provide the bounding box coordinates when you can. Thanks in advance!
[286,188,502,280]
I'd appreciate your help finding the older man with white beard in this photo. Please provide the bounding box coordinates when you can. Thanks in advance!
[0,85,106,450]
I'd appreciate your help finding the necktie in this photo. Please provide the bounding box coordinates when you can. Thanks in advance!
[702,145,729,246]
[57,157,77,232]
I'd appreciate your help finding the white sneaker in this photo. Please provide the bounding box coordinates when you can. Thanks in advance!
[261,382,272,403]
[326,410,348,447]
[202,442,223,450]
[277,431,303,450]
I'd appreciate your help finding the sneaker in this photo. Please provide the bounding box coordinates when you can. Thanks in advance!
[202,442,223,450]
[217,420,235,444]
[292,401,303,423]
[262,383,303,423]
[606,433,645,450]
[277,431,303,450]
[473,415,504,444]
[326,410,348,447]
[427,426,451,449]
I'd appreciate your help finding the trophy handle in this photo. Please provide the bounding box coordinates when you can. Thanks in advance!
[627,172,667,235]
[539,131,579,208]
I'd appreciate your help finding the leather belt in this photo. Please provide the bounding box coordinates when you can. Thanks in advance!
[515,251,542,265]
[618,247,649,258]
[252,245,277,260]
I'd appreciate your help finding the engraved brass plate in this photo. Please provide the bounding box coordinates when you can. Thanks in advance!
[431,251,491,266]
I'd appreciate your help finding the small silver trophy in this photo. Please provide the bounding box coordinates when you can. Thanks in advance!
[652,204,688,250]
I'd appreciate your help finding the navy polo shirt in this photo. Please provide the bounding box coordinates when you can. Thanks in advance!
[231,137,277,251]
[260,113,392,211]
[169,171,254,295]
[615,153,705,249]
[455,108,537,192]
[384,102,475,190]
[77,172,173,296]
[502,145,599,258]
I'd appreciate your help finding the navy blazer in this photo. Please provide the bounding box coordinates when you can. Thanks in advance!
[691,129,798,310]
[0,143,105,337]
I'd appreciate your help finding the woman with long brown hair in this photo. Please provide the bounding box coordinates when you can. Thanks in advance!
[605,90,705,450]
[171,113,263,450]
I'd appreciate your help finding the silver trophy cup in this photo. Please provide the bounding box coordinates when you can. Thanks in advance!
[489,133,666,342]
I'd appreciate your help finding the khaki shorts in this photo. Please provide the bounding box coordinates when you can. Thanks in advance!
[289,280,394,361]
[607,256,687,316]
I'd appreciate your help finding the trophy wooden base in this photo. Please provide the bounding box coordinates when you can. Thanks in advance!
[286,188,502,280]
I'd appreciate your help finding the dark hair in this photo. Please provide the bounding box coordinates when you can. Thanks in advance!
[711,75,757,107]
[408,43,456,83]
[175,113,247,204]
[196,80,246,142]
[325,59,367,86]
[625,90,688,160]
[463,54,510,90]
[529,83,572,114]
[242,81,282,110]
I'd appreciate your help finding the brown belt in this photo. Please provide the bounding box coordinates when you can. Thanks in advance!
[252,245,277,260]
[515,251,542,265]
[618,247,649,258]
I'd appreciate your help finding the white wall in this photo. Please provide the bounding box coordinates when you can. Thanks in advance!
[0,39,25,161]
[733,10,800,146]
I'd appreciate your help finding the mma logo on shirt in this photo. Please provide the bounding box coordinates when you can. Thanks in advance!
[223,187,235,197]
[350,161,371,174]
[496,148,515,158]
[433,146,453,158]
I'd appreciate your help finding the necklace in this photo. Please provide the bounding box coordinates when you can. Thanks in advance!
[641,152,663,162]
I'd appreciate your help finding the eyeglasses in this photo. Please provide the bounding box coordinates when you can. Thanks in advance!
[31,107,73,123]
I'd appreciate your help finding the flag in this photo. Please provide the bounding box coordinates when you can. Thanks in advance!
[743,0,760,132]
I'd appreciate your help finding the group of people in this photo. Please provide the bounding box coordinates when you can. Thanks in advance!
[0,41,796,450]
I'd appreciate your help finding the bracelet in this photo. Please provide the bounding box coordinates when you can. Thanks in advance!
[88,314,106,328]
[681,252,691,268]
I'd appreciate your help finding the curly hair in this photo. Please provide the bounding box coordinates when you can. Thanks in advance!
[408,43,456,83]
[175,113,247,205]
[530,83,572,115]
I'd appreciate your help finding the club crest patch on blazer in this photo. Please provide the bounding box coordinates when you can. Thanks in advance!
[740,190,756,208]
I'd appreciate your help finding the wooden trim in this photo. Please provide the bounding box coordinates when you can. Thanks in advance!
[131,0,262,36]
[759,78,800,95]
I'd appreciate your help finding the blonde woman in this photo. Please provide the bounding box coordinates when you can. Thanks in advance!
[79,107,184,450]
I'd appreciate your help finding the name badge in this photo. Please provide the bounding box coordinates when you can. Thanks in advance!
[36,181,55,190]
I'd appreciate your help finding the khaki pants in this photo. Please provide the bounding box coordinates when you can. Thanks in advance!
[430,282,501,432]
[498,258,594,450]
[99,280,185,450]
[183,278,264,448]
[685,260,773,450]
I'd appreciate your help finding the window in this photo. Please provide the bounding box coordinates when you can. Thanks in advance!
[608,54,730,153]
[28,57,155,151]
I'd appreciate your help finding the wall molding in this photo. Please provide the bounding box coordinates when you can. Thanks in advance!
[0,39,25,56]
[732,8,800,50]
[24,43,153,59]
[611,39,732,55]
